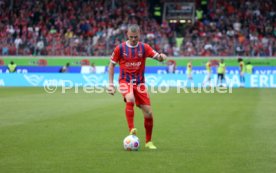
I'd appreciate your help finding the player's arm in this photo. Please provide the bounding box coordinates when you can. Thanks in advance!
[107,48,120,95]
[108,61,116,95]
[154,53,167,62]
[144,44,167,62]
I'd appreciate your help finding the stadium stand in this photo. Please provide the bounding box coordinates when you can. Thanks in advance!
[0,0,275,56]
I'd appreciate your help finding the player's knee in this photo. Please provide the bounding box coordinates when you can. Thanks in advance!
[126,97,135,102]
[144,109,152,117]
[125,94,135,103]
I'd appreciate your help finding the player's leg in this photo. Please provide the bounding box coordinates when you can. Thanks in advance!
[125,92,136,134]
[139,105,153,142]
[203,73,211,87]
[242,75,245,86]
[240,73,245,87]
[217,74,221,86]
[119,83,136,134]
[134,84,157,149]
[207,73,211,87]
[139,105,157,149]
[188,72,193,80]
[239,74,242,87]
[222,74,226,86]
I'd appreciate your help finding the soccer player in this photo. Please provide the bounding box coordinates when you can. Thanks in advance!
[186,60,193,80]
[107,24,167,150]
[246,61,253,74]
[8,61,17,73]
[217,59,226,87]
[202,59,211,87]
[238,58,245,87]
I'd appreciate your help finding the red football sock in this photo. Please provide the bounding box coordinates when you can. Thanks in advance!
[144,116,153,143]
[125,102,134,131]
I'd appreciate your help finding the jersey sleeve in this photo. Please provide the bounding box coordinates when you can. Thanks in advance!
[144,43,159,58]
[110,46,120,64]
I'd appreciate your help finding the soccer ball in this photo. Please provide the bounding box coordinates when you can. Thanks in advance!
[123,135,140,151]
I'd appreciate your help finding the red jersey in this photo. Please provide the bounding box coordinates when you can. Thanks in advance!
[111,41,158,84]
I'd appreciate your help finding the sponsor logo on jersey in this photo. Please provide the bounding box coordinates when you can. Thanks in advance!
[125,62,142,67]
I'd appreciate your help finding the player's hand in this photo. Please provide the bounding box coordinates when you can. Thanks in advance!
[107,85,116,95]
[159,53,167,62]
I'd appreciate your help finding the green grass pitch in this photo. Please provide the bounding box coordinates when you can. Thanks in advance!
[0,88,276,173]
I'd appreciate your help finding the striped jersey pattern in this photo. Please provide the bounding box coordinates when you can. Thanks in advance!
[111,41,157,84]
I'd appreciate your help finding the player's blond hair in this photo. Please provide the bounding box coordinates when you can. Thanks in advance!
[128,24,140,33]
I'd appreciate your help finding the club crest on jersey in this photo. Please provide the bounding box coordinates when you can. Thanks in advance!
[138,53,143,57]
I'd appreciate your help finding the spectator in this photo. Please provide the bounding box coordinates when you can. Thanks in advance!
[90,62,96,73]
[59,63,70,73]
[166,59,176,73]
[14,36,22,55]
[0,0,274,57]
[35,39,45,56]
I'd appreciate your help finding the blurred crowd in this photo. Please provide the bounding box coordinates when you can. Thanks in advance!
[0,0,275,57]
[182,0,276,57]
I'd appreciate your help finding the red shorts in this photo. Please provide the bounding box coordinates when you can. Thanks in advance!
[119,82,151,106]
